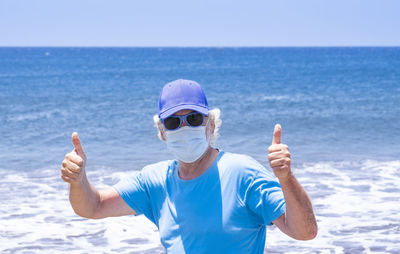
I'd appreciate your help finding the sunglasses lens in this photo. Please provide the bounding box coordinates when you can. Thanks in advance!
[186,113,204,127]
[164,117,181,130]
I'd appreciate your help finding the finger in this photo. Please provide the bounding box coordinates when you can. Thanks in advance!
[272,124,282,145]
[66,153,84,166]
[64,160,81,173]
[268,151,283,161]
[270,157,291,167]
[72,132,85,156]
[268,149,291,159]
[61,174,74,183]
[268,144,289,153]
[268,145,281,153]
[62,159,81,173]
[61,167,78,180]
[271,165,290,172]
[270,158,287,167]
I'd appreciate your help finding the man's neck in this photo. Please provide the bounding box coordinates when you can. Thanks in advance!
[178,147,219,180]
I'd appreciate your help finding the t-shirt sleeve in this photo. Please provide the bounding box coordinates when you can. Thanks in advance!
[113,171,154,222]
[244,169,286,226]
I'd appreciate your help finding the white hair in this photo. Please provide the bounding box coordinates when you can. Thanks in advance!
[153,108,222,147]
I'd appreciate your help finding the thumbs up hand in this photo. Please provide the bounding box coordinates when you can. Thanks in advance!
[61,132,87,184]
[268,124,292,180]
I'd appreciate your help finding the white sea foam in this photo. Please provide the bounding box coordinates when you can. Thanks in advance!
[0,169,162,254]
[260,95,292,101]
[259,94,327,103]
[0,160,399,253]
[265,160,400,253]
[6,109,67,122]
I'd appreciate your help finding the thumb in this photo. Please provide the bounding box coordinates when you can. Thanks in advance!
[72,132,85,156]
[272,124,282,145]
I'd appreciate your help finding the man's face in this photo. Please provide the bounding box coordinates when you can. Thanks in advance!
[159,109,213,141]
[173,109,207,128]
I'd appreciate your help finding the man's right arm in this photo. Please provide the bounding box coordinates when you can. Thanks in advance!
[61,132,135,219]
[68,176,135,219]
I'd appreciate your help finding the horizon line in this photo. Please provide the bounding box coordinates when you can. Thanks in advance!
[1,45,399,48]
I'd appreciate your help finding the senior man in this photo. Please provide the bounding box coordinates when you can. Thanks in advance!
[61,79,317,253]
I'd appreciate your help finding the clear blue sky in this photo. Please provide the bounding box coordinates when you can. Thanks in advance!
[1,0,399,47]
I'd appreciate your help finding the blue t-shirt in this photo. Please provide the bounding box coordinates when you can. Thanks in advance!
[113,151,286,254]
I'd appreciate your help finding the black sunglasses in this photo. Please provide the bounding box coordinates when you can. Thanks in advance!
[162,112,206,131]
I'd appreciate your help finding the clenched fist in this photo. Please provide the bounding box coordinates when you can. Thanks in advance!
[268,124,292,180]
[61,132,87,184]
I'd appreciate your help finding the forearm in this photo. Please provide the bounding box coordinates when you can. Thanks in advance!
[69,174,100,219]
[279,173,317,240]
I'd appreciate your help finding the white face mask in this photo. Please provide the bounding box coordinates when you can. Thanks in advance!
[165,126,209,163]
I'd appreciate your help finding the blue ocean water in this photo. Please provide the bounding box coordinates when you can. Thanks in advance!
[1,47,399,172]
[0,47,399,253]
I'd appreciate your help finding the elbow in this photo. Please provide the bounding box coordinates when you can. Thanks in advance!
[303,228,318,241]
[311,225,318,239]
[72,207,101,220]
[70,196,103,220]
[308,222,319,240]
[72,208,92,219]
[296,224,318,241]
[90,212,105,220]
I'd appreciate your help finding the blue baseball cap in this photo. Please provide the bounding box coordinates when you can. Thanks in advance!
[158,79,209,119]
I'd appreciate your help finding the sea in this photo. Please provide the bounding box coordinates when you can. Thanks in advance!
[0,47,399,253]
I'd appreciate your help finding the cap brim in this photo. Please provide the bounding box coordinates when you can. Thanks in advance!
[159,104,209,119]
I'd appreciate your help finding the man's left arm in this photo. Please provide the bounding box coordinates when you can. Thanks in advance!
[268,124,318,240]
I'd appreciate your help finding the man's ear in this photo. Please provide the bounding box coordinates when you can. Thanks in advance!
[206,117,215,142]
[211,117,215,134]
[158,121,167,141]
[207,116,215,134]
